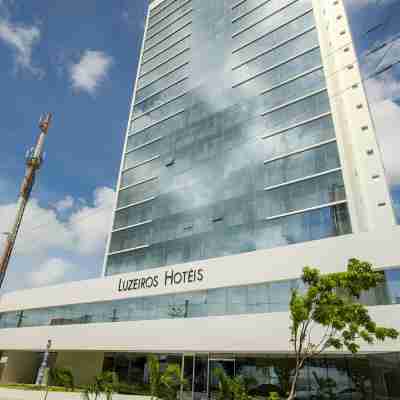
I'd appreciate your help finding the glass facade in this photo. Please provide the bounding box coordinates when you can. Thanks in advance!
[105,0,352,276]
[1,267,398,330]
[101,352,400,400]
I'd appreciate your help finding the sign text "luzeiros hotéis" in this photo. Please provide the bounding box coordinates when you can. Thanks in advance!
[117,268,205,292]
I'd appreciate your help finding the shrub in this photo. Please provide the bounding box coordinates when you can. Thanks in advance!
[81,371,119,400]
[148,355,162,400]
[214,369,253,400]
[160,363,187,400]
[50,367,74,391]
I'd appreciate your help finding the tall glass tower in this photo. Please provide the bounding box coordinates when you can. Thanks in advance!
[105,0,355,277]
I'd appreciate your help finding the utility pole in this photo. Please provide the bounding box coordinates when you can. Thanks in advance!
[0,113,52,289]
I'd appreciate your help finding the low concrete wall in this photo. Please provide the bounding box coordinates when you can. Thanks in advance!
[0,388,151,400]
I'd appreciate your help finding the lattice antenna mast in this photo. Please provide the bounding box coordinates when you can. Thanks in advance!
[0,113,53,289]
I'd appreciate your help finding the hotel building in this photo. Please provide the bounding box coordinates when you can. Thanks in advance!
[0,0,399,398]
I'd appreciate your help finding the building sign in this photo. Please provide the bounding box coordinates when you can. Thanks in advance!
[117,267,205,293]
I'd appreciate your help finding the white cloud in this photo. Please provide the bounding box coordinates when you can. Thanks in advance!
[54,195,74,212]
[369,98,400,185]
[0,17,42,75]
[30,258,77,286]
[0,199,73,257]
[365,65,400,102]
[69,50,113,94]
[69,187,115,255]
[0,186,115,290]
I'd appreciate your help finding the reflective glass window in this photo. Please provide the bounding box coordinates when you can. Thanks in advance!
[142,24,192,63]
[117,178,159,208]
[140,36,191,76]
[233,0,313,50]
[147,3,192,41]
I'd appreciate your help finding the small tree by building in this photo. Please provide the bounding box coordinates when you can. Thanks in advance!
[147,355,162,400]
[147,355,187,400]
[160,363,187,400]
[288,258,399,400]
[213,368,253,400]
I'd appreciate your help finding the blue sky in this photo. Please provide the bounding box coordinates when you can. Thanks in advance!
[0,0,147,291]
[0,0,399,292]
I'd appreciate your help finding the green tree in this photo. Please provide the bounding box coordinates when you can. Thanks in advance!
[272,359,295,397]
[230,376,253,400]
[160,363,187,400]
[213,368,253,400]
[267,393,281,400]
[288,259,399,400]
[148,355,162,400]
[311,371,337,400]
[214,368,232,400]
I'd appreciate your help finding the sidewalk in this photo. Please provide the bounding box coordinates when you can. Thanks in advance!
[0,388,151,400]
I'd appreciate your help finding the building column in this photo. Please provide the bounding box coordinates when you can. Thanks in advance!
[55,351,104,386]
[312,0,397,232]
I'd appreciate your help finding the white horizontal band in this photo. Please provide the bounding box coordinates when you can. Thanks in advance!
[260,112,332,140]
[150,0,179,19]
[233,45,319,88]
[263,168,342,192]
[232,0,301,38]
[138,61,189,91]
[135,77,188,106]
[232,0,246,10]
[148,7,192,41]
[108,244,150,257]
[122,155,161,173]
[112,220,153,233]
[233,0,283,24]
[126,137,163,154]
[233,26,316,70]
[259,66,323,96]
[261,88,327,117]
[263,139,337,165]
[115,196,158,212]
[144,21,192,54]
[132,91,188,122]
[149,0,191,28]
[120,176,159,192]
[142,34,191,65]
[232,9,313,54]
[139,48,190,79]
[128,109,185,137]
[265,200,347,221]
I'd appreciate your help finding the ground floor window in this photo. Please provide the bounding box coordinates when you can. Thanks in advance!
[101,352,400,399]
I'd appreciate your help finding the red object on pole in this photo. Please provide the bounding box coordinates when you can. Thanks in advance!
[0,113,52,289]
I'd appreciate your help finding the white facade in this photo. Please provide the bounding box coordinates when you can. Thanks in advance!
[0,0,399,395]
[0,226,400,353]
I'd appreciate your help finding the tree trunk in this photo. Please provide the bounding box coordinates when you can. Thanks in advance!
[287,367,300,400]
